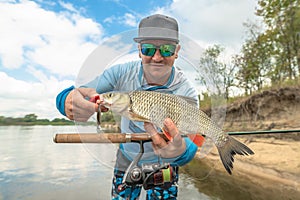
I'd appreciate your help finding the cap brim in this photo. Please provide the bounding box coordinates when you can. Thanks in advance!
[133,37,179,43]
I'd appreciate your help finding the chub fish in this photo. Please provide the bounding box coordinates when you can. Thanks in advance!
[102,91,254,174]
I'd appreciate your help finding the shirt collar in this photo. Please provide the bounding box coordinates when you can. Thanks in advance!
[138,62,175,91]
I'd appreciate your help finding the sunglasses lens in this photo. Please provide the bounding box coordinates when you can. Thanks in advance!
[159,44,176,57]
[141,44,176,57]
[141,44,156,56]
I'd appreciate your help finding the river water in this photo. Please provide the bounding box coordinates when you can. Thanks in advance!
[0,126,296,200]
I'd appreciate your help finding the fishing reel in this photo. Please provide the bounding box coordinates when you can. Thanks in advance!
[118,141,176,191]
[124,162,175,190]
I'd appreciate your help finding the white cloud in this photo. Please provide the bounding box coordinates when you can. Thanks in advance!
[154,0,260,52]
[0,0,261,119]
[123,13,137,27]
[0,71,74,119]
[103,13,138,27]
[0,0,105,119]
[58,0,78,13]
[0,0,103,77]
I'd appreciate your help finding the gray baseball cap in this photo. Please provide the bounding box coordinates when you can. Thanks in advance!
[133,14,179,43]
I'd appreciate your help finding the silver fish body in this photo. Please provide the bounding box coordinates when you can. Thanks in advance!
[102,90,254,174]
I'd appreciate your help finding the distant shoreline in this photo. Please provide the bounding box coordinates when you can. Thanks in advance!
[0,112,118,127]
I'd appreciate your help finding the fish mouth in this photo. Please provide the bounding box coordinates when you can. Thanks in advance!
[103,103,112,108]
[101,100,112,108]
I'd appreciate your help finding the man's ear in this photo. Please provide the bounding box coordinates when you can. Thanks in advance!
[175,44,181,59]
[138,44,142,58]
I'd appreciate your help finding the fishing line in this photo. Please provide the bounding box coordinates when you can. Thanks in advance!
[96,104,102,133]
[181,157,218,182]
[197,160,218,181]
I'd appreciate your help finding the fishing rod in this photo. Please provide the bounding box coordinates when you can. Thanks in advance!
[54,132,190,144]
[54,133,157,143]
[227,129,300,135]
[53,129,300,144]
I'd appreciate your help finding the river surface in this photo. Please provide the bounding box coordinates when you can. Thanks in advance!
[0,126,292,200]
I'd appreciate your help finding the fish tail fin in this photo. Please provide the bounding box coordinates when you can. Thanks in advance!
[217,136,254,174]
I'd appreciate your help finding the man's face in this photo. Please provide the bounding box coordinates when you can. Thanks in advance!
[139,40,180,85]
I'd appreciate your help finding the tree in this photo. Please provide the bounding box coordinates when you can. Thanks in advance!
[234,21,273,94]
[23,114,38,122]
[234,0,300,94]
[198,45,236,99]
[256,0,300,82]
[101,111,118,123]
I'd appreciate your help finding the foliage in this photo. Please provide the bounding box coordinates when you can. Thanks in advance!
[0,112,119,126]
[232,0,300,95]
[101,110,118,123]
[198,45,237,99]
[234,22,273,94]
[257,0,300,81]
[0,114,74,126]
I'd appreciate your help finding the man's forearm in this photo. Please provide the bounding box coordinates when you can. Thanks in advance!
[56,85,75,116]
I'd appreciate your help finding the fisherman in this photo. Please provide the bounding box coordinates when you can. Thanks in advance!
[56,14,199,199]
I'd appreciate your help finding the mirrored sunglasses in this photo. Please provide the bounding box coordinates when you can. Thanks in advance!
[141,43,176,57]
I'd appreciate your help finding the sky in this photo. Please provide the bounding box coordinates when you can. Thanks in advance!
[0,0,260,119]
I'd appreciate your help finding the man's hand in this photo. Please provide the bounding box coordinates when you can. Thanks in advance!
[144,118,186,158]
[65,88,103,122]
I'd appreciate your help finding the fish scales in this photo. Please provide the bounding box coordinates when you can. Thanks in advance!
[102,91,254,174]
[129,91,184,129]
[129,91,223,143]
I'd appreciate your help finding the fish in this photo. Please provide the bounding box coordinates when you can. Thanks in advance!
[101,90,254,174]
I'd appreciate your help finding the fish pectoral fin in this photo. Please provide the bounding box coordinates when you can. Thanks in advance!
[162,127,172,141]
[186,133,205,147]
[128,111,150,122]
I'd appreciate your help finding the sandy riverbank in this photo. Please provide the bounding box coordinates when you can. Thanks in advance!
[195,87,300,197]
[196,136,300,192]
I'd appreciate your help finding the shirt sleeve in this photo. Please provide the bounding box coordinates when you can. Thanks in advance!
[81,63,128,93]
[81,72,115,93]
[55,62,137,116]
[162,138,198,166]
[55,65,120,117]
[56,85,75,116]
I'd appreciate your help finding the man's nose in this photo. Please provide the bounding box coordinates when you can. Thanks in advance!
[152,49,163,62]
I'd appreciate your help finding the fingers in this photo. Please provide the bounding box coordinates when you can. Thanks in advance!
[150,118,186,158]
[163,118,181,145]
[144,119,180,148]
[144,122,167,148]
[65,88,98,122]
[163,118,178,137]
[97,94,109,112]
